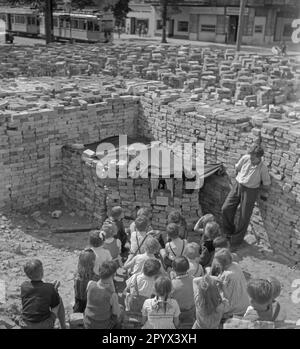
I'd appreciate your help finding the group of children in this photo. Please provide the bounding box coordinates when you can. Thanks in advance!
[19,206,286,329]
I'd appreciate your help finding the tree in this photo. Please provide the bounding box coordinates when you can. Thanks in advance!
[105,0,131,28]
[148,0,180,44]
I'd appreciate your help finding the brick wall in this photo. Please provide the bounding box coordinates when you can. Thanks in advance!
[0,98,138,210]
[138,93,300,264]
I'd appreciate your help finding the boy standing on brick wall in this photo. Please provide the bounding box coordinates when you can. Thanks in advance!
[221,145,271,249]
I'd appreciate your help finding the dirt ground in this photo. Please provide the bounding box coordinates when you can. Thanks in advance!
[1,203,300,326]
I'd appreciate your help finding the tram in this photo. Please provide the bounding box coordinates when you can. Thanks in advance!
[0,6,114,43]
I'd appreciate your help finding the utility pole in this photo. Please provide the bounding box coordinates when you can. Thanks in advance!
[236,0,247,51]
[44,0,54,44]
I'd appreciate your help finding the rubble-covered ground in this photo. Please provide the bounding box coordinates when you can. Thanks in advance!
[0,204,300,329]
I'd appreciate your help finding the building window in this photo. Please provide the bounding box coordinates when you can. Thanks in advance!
[156,20,162,30]
[177,21,188,32]
[283,24,292,37]
[201,24,216,32]
[254,25,263,33]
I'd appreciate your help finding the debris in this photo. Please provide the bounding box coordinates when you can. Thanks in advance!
[51,210,62,219]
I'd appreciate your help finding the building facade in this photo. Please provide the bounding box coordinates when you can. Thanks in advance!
[127,0,300,44]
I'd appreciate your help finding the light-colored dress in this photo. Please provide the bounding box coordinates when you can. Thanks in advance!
[193,276,228,329]
[142,298,180,329]
[220,262,250,316]
[126,273,156,298]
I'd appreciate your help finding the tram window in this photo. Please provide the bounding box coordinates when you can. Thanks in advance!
[65,20,70,28]
[94,23,100,31]
[78,20,84,30]
[87,21,93,31]
[83,21,87,30]
[11,16,14,24]
[53,18,58,27]
[72,20,78,29]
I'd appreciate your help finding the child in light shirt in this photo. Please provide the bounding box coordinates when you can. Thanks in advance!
[160,223,187,270]
[183,242,204,278]
[124,236,161,276]
[89,230,112,277]
[102,222,123,268]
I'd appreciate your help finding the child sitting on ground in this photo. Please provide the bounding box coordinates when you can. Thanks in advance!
[105,206,128,253]
[199,222,222,268]
[124,236,161,276]
[130,208,153,235]
[141,276,180,329]
[160,223,187,270]
[171,256,196,325]
[84,261,123,329]
[19,259,66,329]
[243,278,286,323]
[89,230,112,278]
[125,259,162,313]
[194,213,216,236]
[130,208,165,248]
[129,215,152,257]
[193,274,228,329]
[102,222,123,268]
[211,248,249,318]
[183,242,204,278]
[73,248,97,313]
[167,210,188,240]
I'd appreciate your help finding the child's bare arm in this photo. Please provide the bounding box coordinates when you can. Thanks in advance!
[194,218,204,234]
[123,256,135,270]
[160,248,167,258]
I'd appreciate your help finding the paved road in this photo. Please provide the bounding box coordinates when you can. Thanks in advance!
[5,33,300,57]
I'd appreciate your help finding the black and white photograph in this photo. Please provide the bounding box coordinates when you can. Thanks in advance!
[0,0,300,338]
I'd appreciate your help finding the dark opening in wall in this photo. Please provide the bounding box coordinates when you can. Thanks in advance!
[199,173,231,227]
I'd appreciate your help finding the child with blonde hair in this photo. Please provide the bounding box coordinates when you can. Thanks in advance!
[193,274,228,329]
[129,215,152,257]
[167,210,187,240]
[183,242,204,278]
[130,207,153,234]
[102,222,123,268]
[89,230,112,277]
[194,213,216,236]
[124,236,161,276]
[199,221,222,268]
[142,276,180,329]
[125,259,161,313]
[160,223,187,270]
[73,248,97,313]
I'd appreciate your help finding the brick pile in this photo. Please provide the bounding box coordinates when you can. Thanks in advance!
[0,43,299,108]
[0,76,139,210]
